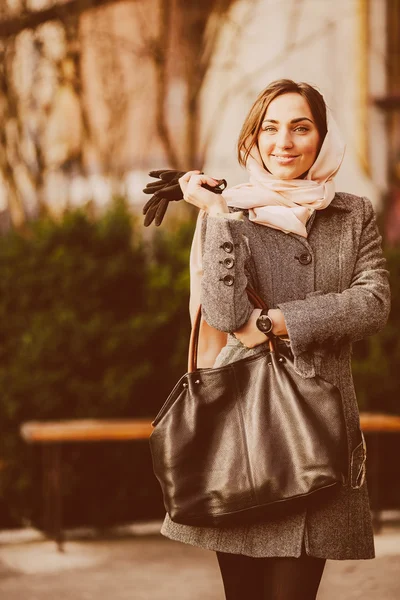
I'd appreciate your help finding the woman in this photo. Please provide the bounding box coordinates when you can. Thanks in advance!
[160,79,391,599]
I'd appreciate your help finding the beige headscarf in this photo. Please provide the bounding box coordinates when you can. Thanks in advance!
[189,110,346,367]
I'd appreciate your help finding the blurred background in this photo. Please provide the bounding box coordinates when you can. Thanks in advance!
[0,0,399,538]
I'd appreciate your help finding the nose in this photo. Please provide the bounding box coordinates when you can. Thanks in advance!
[275,128,293,149]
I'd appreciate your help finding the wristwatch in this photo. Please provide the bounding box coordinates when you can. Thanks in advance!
[256,309,274,336]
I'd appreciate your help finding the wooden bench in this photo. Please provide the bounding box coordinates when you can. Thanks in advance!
[20,413,400,551]
[20,419,153,551]
[359,413,400,533]
[359,413,400,433]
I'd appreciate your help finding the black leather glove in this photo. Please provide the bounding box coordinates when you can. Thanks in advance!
[142,169,227,227]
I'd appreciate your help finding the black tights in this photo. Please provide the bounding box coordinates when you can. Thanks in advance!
[216,547,326,600]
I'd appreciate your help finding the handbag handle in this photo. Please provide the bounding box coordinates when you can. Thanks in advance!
[188,286,275,373]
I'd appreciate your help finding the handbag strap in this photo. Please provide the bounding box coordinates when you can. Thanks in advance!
[188,286,275,373]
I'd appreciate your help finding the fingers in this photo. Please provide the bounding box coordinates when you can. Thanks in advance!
[160,170,187,182]
[161,183,184,201]
[144,197,170,227]
[179,172,217,187]
[178,171,218,200]
[144,169,224,225]
[203,178,227,194]
[148,169,178,179]
[143,182,163,194]
[144,171,186,202]
[143,196,158,215]
[178,170,201,193]
[148,169,168,178]
[143,201,159,226]
[144,169,202,226]
[148,170,187,185]
[178,170,202,181]
[154,198,169,226]
[181,174,221,211]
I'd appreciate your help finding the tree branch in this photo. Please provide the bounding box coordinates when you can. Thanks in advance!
[0,0,127,39]
[154,0,180,168]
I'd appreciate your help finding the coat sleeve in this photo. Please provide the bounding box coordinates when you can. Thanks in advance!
[200,213,254,333]
[277,198,391,356]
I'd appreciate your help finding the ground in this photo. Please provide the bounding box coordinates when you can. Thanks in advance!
[0,524,399,599]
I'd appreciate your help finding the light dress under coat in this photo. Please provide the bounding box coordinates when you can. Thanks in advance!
[161,192,391,560]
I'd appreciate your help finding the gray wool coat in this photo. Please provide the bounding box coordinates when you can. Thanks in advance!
[161,192,391,560]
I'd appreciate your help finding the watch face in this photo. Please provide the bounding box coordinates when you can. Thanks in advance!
[257,314,272,333]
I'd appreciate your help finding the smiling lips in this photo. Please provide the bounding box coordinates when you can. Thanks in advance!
[271,154,299,164]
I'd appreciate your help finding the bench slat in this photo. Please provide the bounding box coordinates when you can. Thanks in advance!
[20,419,153,443]
[20,413,400,445]
[359,413,400,433]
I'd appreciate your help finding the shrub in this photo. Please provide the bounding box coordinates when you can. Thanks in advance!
[352,246,400,414]
[352,246,400,510]
[0,200,194,528]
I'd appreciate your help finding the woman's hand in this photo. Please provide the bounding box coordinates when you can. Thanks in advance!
[234,308,288,348]
[268,309,288,337]
[179,171,229,216]
[234,309,267,348]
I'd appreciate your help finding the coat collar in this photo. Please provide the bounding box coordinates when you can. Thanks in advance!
[328,193,353,212]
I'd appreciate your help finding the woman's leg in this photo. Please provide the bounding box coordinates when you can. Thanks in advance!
[263,550,326,600]
[216,548,326,600]
[216,551,265,600]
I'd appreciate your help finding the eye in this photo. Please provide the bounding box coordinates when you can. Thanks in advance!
[294,126,309,133]
[262,126,277,132]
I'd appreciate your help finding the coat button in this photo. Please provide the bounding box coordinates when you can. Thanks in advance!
[222,257,234,269]
[221,274,234,286]
[221,241,233,253]
[298,252,312,265]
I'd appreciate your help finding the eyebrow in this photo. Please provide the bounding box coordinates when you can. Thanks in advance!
[262,117,314,124]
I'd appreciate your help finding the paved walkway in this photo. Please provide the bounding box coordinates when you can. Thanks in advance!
[0,525,399,599]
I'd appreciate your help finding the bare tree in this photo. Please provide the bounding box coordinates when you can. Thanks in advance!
[3,0,332,228]
[0,0,248,226]
[145,0,242,169]
[0,0,124,38]
[0,39,27,228]
[0,0,119,226]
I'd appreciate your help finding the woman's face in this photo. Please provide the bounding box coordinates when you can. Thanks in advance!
[257,93,320,179]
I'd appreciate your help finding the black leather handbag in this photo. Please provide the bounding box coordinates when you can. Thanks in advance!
[149,287,348,527]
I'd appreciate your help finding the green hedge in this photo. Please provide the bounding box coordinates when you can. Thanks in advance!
[0,202,398,528]
[348,247,400,510]
[0,200,193,528]
[352,246,400,414]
